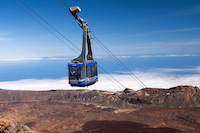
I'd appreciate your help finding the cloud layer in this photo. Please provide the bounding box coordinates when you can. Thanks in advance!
[0,68,199,92]
[136,54,199,58]
[0,54,199,63]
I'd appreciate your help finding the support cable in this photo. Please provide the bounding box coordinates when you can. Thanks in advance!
[98,66,126,89]
[57,0,79,25]
[91,33,147,88]
[58,0,147,89]
[19,0,81,52]
[11,0,126,90]
[10,0,79,55]
[57,0,127,89]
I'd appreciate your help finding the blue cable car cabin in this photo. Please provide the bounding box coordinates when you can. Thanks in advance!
[68,61,98,86]
[68,6,98,87]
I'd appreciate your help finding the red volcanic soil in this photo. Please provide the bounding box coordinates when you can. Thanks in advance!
[74,120,182,133]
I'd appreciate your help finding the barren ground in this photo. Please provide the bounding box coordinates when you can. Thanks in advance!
[0,100,199,133]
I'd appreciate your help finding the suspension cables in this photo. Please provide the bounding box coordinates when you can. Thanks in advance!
[58,0,147,89]
[21,0,81,52]
[57,0,78,25]
[11,0,126,90]
[11,0,79,55]
[98,66,126,89]
[57,0,127,89]
[91,33,147,88]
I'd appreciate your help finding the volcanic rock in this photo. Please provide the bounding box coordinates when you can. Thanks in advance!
[0,86,199,133]
[0,119,33,133]
[0,86,199,109]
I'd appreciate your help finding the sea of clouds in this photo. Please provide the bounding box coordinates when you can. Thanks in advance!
[0,67,199,91]
[0,55,199,91]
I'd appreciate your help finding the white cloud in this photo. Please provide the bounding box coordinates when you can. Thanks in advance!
[0,58,43,62]
[166,54,190,57]
[0,78,69,91]
[0,69,199,91]
[125,27,200,37]
[171,5,200,16]
[133,72,199,89]
[136,54,199,58]
[117,56,131,58]
[145,41,200,46]
[169,27,200,32]
[0,37,10,41]
[171,41,200,46]
[110,40,200,55]
[155,67,200,73]
[136,55,153,58]
[195,66,200,73]
[0,56,71,63]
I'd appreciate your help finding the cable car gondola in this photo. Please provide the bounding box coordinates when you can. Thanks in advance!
[68,6,98,87]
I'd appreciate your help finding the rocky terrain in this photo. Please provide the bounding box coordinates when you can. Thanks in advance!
[0,119,33,133]
[0,85,199,132]
[0,85,199,108]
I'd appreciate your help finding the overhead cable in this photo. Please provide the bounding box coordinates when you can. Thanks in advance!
[19,0,81,52]
[10,0,79,54]
[11,0,126,90]
[57,0,126,89]
[91,33,147,88]
[58,0,147,88]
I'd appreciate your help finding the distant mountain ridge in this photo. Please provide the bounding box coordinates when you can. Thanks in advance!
[0,85,199,109]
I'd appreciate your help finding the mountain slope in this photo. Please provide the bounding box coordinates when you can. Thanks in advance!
[0,85,199,108]
[0,86,199,133]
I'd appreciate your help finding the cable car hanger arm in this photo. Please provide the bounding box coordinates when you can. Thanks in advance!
[69,6,86,28]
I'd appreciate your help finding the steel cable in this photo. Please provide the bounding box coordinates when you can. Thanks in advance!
[11,0,126,90]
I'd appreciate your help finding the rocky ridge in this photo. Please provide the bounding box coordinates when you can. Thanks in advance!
[0,85,199,109]
[0,86,199,133]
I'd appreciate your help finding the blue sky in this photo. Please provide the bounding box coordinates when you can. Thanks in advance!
[1,0,200,59]
[0,0,200,90]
